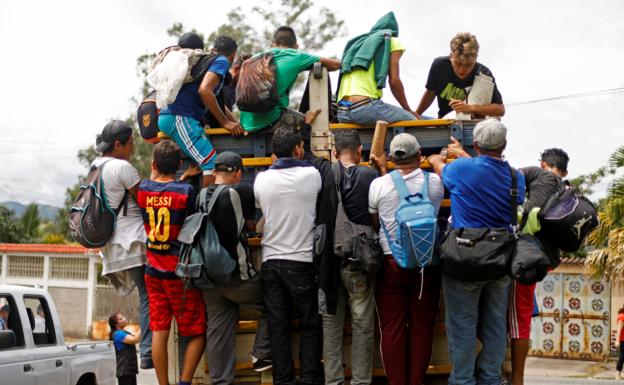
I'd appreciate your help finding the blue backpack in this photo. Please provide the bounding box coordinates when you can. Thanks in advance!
[381,170,437,269]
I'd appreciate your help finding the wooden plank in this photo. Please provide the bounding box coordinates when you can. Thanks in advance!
[240,158,453,168]
[308,63,331,156]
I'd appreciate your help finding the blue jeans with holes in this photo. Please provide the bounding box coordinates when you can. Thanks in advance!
[443,274,511,385]
[337,99,416,126]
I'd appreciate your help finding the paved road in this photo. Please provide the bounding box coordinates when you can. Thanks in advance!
[527,376,616,385]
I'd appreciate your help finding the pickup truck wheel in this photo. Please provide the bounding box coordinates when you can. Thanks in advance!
[76,373,96,385]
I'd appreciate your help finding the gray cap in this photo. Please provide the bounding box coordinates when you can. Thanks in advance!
[215,151,244,172]
[96,120,133,153]
[473,119,507,150]
[389,133,421,161]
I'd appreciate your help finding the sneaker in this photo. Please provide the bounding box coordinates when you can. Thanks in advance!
[252,356,273,372]
[140,357,154,370]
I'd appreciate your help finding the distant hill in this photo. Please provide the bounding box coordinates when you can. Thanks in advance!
[0,201,61,221]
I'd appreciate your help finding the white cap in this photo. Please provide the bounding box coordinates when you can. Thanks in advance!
[473,119,507,150]
[389,133,421,161]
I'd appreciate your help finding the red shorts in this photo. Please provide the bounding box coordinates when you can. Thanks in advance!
[145,275,206,336]
[508,280,536,339]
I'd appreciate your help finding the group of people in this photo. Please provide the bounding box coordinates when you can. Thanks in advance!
[96,11,568,385]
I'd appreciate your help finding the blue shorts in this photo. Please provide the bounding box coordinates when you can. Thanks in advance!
[158,114,216,171]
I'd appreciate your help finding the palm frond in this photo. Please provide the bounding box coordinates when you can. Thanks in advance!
[609,146,624,168]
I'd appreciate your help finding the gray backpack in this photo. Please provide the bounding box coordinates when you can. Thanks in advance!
[68,160,127,248]
[332,162,381,274]
[176,185,236,289]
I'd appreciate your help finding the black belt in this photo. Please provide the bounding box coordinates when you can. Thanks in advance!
[336,98,375,111]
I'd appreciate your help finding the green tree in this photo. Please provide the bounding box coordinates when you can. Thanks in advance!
[584,146,624,285]
[20,203,40,242]
[0,206,26,243]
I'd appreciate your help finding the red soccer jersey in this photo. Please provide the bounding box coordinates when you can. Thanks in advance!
[137,180,195,277]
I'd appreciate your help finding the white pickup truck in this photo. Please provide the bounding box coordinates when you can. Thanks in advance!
[0,284,116,385]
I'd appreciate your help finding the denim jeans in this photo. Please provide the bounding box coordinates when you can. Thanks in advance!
[127,265,152,361]
[443,274,511,385]
[322,266,375,385]
[337,99,416,126]
[262,259,323,385]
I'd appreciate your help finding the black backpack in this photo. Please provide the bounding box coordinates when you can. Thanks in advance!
[539,184,599,252]
[137,90,160,143]
[236,52,279,113]
[68,160,127,248]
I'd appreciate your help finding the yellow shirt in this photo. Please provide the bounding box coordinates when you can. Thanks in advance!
[337,37,406,101]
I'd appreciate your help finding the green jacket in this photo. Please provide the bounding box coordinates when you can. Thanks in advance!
[339,12,399,90]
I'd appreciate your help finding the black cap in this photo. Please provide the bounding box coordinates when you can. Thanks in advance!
[0,304,9,313]
[215,151,244,172]
[96,120,133,153]
[178,32,204,50]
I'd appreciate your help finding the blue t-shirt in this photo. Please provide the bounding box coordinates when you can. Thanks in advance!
[442,156,526,229]
[161,55,230,123]
[112,329,131,351]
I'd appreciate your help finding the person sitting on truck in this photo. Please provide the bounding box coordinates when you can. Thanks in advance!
[322,129,379,385]
[136,140,206,385]
[200,151,273,383]
[427,119,525,385]
[109,312,139,385]
[254,125,324,385]
[94,120,152,369]
[415,32,505,119]
[239,26,341,133]
[336,11,418,126]
[158,33,243,187]
[369,133,444,385]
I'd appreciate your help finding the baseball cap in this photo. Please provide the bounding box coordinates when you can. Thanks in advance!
[389,133,421,161]
[473,119,507,150]
[215,151,244,172]
[96,120,133,153]
[178,32,204,50]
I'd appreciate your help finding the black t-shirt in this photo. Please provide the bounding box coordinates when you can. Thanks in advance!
[425,56,503,118]
[202,183,256,277]
[339,164,379,226]
[521,166,563,213]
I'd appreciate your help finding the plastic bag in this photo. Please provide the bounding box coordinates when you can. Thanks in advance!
[147,50,188,109]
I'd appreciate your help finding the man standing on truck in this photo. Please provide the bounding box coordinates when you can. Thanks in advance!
[369,134,445,385]
[415,32,505,119]
[94,120,152,369]
[336,11,418,126]
[158,33,243,187]
[428,119,525,385]
[322,130,379,385]
[200,151,273,384]
[239,26,341,133]
[254,125,324,385]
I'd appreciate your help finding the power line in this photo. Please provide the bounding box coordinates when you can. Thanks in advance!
[507,86,624,106]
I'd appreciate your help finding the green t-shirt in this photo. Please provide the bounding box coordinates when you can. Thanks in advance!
[337,38,406,101]
[240,48,320,132]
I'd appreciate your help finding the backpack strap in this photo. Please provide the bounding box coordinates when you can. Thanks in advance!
[390,171,411,201]
[331,162,342,205]
[200,185,228,215]
[508,165,519,231]
[96,158,128,216]
[420,171,431,202]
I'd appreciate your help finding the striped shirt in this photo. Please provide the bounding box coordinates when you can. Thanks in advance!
[137,180,195,279]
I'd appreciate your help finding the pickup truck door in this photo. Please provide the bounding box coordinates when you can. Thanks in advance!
[22,296,70,385]
[0,294,35,385]
[31,345,70,385]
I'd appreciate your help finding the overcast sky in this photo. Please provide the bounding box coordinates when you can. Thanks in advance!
[1,0,623,207]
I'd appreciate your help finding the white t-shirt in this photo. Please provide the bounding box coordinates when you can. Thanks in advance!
[254,166,322,263]
[92,157,146,273]
[368,169,444,255]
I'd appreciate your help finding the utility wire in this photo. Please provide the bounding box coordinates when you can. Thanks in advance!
[507,86,624,106]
